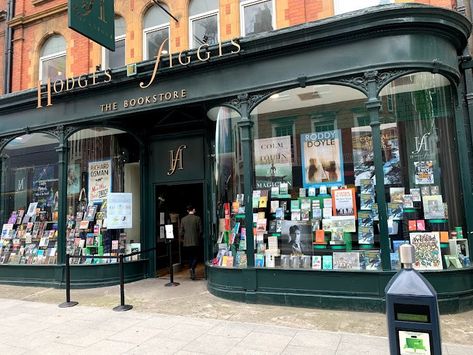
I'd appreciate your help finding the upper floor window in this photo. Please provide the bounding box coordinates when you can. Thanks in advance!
[143,4,170,60]
[39,35,66,84]
[240,0,275,36]
[334,0,392,15]
[103,16,126,69]
[189,0,219,48]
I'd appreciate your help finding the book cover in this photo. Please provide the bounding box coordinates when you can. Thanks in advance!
[308,187,316,197]
[259,194,268,209]
[331,216,356,233]
[390,252,400,270]
[332,188,356,217]
[299,188,306,197]
[414,161,434,185]
[358,210,373,227]
[290,200,300,211]
[359,250,381,270]
[392,240,409,254]
[252,190,261,209]
[268,236,278,251]
[430,185,440,195]
[416,220,426,231]
[312,207,322,220]
[314,229,325,244]
[279,183,289,195]
[402,194,414,209]
[410,188,421,202]
[322,255,332,269]
[322,207,332,219]
[360,179,375,194]
[265,254,275,268]
[270,186,279,197]
[312,255,322,269]
[440,231,449,243]
[225,255,234,267]
[408,220,417,231]
[333,252,360,270]
[291,211,301,221]
[331,227,344,243]
[387,202,403,220]
[420,186,431,197]
[270,201,279,214]
[358,226,374,244]
[323,198,332,208]
[360,193,374,210]
[255,253,265,267]
[423,195,445,219]
[410,232,443,270]
[389,187,405,203]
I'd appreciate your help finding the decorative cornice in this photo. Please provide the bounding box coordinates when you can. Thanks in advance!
[338,69,412,94]
[8,3,67,28]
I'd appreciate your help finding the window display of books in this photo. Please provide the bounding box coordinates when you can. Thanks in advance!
[0,204,57,265]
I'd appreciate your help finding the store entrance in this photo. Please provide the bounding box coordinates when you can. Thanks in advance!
[155,183,204,279]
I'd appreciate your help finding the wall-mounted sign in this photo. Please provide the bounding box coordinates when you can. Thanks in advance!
[68,0,115,50]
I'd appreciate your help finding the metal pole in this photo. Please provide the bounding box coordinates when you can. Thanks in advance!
[165,239,180,287]
[113,254,133,311]
[58,254,78,308]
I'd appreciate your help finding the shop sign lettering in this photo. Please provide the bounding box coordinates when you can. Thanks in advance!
[36,38,241,109]
[168,145,187,175]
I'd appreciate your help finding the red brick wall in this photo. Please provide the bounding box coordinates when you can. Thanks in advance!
[0,0,7,95]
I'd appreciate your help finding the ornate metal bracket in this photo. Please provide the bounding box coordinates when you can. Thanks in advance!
[338,69,412,95]
[226,90,275,116]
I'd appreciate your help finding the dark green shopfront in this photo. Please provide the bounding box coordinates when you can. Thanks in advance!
[0,4,473,313]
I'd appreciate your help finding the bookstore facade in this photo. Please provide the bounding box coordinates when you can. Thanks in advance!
[0,4,473,312]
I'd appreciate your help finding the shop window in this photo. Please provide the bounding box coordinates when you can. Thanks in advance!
[103,16,126,69]
[208,107,245,267]
[240,0,275,36]
[379,72,467,271]
[189,0,219,48]
[334,0,393,15]
[39,35,66,84]
[0,133,59,264]
[66,128,141,264]
[143,4,170,60]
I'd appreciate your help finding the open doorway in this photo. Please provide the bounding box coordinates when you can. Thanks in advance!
[155,183,204,280]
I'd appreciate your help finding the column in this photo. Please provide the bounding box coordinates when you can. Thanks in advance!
[56,127,68,265]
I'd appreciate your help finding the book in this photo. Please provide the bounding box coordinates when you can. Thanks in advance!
[312,255,322,269]
[255,253,265,267]
[332,188,356,217]
[360,179,375,194]
[358,226,374,244]
[410,188,422,202]
[408,220,417,231]
[333,252,360,270]
[308,187,316,197]
[423,195,445,219]
[314,229,325,244]
[389,187,405,203]
[331,216,356,233]
[392,240,409,254]
[440,231,449,243]
[359,250,381,270]
[387,202,403,220]
[358,210,373,227]
[416,220,426,231]
[410,232,443,270]
[414,161,434,185]
[360,193,374,210]
[270,186,279,197]
[252,190,261,209]
[259,190,268,208]
[322,255,332,270]
[390,252,401,270]
[299,188,306,197]
[270,200,279,213]
[225,256,234,267]
[402,194,414,209]
[322,207,332,219]
[421,186,431,197]
[279,183,289,195]
[265,253,275,267]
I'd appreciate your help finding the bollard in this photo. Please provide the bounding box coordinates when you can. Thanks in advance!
[59,254,78,308]
[113,254,133,312]
[165,239,180,287]
[385,244,442,354]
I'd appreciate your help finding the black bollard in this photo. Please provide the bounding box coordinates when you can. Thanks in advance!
[165,239,179,287]
[113,254,133,311]
[59,254,78,308]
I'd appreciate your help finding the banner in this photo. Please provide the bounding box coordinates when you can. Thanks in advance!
[254,136,292,189]
[88,160,112,203]
[300,130,344,188]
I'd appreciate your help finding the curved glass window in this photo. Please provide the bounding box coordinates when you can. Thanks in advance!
[143,4,170,60]
[189,0,219,48]
[250,85,378,270]
[39,35,66,84]
[0,133,59,264]
[66,128,141,264]
[210,107,245,267]
[379,72,467,271]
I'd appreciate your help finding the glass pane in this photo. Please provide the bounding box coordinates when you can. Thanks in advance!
[190,0,219,16]
[144,4,169,28]
[250,85,383,271]
[66,128,141,265]
[146,27,169,59]
[243,0,273,36]
[211,107,246,268]
[41,35,66,57]
[115,16,126,37]
[108,38,125,68]
[41,55,66,83]
[191,14,218,48]
[0,133,59,265]
[379,73,466,271]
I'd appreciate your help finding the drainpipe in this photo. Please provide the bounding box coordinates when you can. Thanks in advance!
[3,0,14,94]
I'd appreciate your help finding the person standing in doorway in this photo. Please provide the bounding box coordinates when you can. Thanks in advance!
[179,205,202,280]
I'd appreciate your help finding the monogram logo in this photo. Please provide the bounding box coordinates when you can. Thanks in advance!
[413,133,430,155]
[167,145,187,175]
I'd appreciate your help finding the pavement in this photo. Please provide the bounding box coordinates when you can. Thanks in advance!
[0,267,472,354]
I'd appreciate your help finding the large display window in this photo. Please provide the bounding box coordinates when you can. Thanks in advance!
[0,133,59,264]
[379,72,467,271]
[66,128,141,264]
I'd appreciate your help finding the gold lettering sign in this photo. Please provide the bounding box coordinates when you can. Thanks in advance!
[168,145,187,175]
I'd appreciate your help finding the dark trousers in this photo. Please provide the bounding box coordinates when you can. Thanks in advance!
[184,246,198,270]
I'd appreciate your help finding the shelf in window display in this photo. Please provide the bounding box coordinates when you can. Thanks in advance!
[440,243,449,249]
[427,219,448,224]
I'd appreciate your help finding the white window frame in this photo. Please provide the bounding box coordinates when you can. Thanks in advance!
[39,51,66,83]
[189,9,220,49]
[240,0,276,37]
[143,24,170,61]
[102,33,126,69]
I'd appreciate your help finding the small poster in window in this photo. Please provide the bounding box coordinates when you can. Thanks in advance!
[300,130,344,188]
[88,160,112,203]
[332,188,356,217]
[414,161,434,185]
[107,193,132,229]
